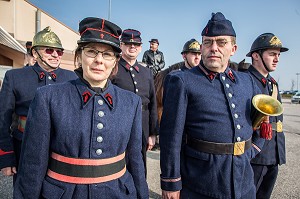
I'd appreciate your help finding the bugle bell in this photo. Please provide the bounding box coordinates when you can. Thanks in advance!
[252,94,283,129]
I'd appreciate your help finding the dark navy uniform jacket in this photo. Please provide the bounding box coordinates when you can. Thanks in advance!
[0,63,77,169]
[159,64,265,199]
[111,58,158,140]
[247,65,286,165]
[13,79,149,199]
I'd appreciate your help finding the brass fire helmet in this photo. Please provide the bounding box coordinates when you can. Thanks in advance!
[31,26,63,55]
[252,94,284,129]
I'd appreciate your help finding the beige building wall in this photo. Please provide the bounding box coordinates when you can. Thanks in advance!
[0,0,80,70]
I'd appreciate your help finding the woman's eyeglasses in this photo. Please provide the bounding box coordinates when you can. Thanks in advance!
[44,48,64,56]
[82,47,116,61]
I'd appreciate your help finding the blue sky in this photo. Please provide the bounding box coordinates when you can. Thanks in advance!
[29,0,300,91]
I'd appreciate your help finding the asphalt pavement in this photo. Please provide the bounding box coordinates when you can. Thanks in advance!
[1,98,299,198]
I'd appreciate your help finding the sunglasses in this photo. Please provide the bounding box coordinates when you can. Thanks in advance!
[123,42,141,47]
[44,48,64,56]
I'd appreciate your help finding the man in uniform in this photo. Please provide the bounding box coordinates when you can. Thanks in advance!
[180,38,201,70]
[142,38,165,77]
[111,29,158,174]
[162,38,201,102]
[24,41,36,67]
[159,12,265,199]
[0,27,77,181]
[246,33,288,199]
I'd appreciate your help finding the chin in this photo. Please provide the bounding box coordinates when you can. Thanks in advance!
[48,63,59,68]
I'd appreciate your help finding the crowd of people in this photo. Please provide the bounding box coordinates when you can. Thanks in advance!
[0,11,288,199]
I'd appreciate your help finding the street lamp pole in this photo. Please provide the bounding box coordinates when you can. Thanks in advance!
[297,73,300,91]
[108,0,111,20]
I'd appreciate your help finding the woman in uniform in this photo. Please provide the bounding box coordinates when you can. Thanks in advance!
[14,17,148,199]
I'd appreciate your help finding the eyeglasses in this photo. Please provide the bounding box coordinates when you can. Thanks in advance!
[44,48,64,56]
[123,42,141,47]
[202,39,231,48]
[82,47,116,61]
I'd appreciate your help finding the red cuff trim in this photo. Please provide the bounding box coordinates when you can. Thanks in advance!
[161,177,181,182]
[252,143,261,152]
[0,149,14,156]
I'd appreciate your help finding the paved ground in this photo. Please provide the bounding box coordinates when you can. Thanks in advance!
[1,98,299,198]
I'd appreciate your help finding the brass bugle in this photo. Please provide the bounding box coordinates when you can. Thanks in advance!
[252,94,284,129]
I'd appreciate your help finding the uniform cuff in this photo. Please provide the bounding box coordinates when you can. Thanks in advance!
[160,177,182,191]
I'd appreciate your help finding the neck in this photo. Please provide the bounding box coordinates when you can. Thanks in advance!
[122,56,136,66]
[184,61,192,69]
[201,60,227,73]
[86,77,107,88]
[37,60,57,72]
[253,64,268,77]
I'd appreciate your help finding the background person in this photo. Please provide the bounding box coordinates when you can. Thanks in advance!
[159,12,265,199]
[14,17,148,198]
[0,27,77,182]
[24,41,36,66]
[111,29,158,175]
[142,38,165,77]
[246,33,288,199]
[180,38,201,70]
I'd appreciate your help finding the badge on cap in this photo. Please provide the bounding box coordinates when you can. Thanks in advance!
[269,36,282,46]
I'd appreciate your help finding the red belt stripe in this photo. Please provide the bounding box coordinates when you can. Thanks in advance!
[51,152,125,166]
[47,166,126,184]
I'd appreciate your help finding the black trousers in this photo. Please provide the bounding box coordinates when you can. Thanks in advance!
[13,138,22,184]
[142,133,147,177]
[252,164,279,199]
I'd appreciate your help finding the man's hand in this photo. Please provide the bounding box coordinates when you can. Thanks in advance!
[147,135,156,151]
[162,190,180,199]
[1,167,17,176]
[151,68,158,77]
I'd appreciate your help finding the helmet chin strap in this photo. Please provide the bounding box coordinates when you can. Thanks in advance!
[36,50,59,71]
[184,54,192,69]
[258,50,271,73]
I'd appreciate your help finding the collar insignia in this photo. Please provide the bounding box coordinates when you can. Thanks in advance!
[49,72,57,81]
[82,91,92,104]
[39,72,45,80]
[125,64,131,70]
[208,72,216,80]
[227,70,235,82]
[261,78,267,86]
[133,65,139,72]
[104,93,113,106]
[270,77,277,84]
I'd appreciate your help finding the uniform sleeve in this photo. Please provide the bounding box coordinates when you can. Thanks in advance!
[249,75,265,157]
[159,74,187,191]
[142,51,153,68]
[14,88,51,198]
[126,97,149,199]
[148,70,158,136]
[142,52,148,66]
[0,72,16,169]
[158,52,165,70]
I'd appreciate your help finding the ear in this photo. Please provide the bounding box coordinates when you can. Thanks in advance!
[31,48,39,59]
[252,52,260,61]
[230,44,238,56]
